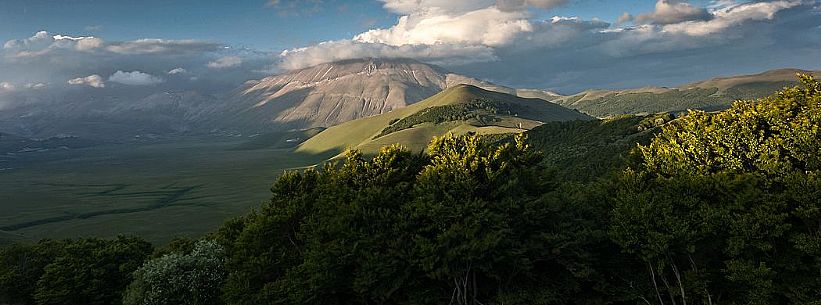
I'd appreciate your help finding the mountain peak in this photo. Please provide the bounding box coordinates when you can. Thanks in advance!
[226,58,517,131]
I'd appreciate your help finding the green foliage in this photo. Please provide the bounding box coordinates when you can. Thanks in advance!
[32,236,152,305]
[377,99,525,138]
[0,240,64,305]
[525,114,664,181]
[123,240,227,305]
[219,144,428,305]
[218,133,620,305]
[612,75,821,305]
[0,236,152,305]
[641,75,821,177]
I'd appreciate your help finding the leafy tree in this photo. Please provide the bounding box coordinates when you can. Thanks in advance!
[33,236,152,305]
[218,133,626,305]
[0,240,64,305]
[219,145,429,305]
[123,240,226,305]
[640,75,821,177]
[611,75,821,305]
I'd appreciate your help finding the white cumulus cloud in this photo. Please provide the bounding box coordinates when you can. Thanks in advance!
[108,70,164,86]
[635,0,712,25]
[354,7,533,47]
[68,75,105,88]
[662,0,802,35]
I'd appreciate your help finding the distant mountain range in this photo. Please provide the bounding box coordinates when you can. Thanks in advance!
[0,58,815,143]
[0,90,223,140]
[552,69,820,117]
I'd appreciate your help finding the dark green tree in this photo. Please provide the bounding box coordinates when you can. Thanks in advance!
[0,240,64,305]
[33,236,153,305]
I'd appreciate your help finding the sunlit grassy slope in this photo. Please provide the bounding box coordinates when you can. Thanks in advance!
[553,69,821,117]
[296,84,592,156]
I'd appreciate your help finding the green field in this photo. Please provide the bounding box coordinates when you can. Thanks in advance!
[0,136,327,244]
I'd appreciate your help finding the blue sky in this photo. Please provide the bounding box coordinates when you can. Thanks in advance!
[0,0,819,93]
[0,0,395,50]
[0,0,717,50]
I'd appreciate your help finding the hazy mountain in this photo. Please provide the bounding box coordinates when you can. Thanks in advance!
[296,84,591,157]
[552,69,820,118]
[223,58,535,131]
[0,89,224,140]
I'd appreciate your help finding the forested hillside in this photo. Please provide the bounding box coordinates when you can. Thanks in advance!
[2,76,819,305]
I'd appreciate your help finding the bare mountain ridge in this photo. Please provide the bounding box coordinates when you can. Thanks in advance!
[227,58,558,130]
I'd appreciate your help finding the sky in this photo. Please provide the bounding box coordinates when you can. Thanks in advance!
[0,0,819,95]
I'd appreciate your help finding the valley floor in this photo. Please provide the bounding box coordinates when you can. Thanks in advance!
[0,136,326,244]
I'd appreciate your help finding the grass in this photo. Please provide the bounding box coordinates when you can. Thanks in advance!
[0,136,327,245]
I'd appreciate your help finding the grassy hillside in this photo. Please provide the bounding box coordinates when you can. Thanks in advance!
[296,84,591,156]
[553,69,820,117]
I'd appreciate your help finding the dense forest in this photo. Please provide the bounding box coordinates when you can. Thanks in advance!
[377,99,524,138]
[1,76,819,305]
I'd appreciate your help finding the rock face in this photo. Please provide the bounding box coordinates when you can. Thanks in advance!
[227,58,513,130]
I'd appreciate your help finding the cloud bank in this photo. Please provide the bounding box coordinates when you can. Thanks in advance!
[1,0,819,96]
[0,31,276,98]
[277,0,820,91]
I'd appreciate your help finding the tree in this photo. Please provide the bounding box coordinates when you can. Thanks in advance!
[123,240,227,305]
[33,236,153,305]
[0,240,64,305]
[219,133,621,305]
[611,75,821,305]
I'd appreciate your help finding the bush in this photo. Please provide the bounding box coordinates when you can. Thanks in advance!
[123,240,226,305]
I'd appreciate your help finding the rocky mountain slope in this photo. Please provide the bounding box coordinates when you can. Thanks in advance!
[224,58,551,131]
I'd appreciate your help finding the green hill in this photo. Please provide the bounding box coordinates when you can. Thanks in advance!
[553,69,820,117]
[296,84,592,156]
